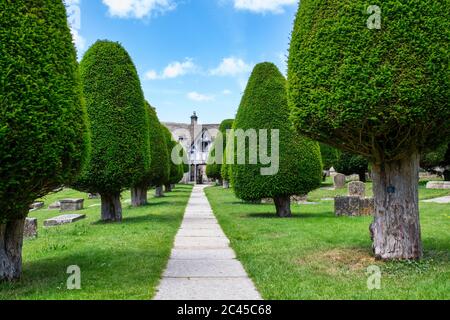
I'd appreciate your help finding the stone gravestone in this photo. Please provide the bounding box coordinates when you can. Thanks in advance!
[48,201,61,210]
[348,181,366,198]
[291,195,308,204]
[426,181,450,190]
[29,202,44,210]
[333,173,346,189]
[88,193,100,199]
[60,199,84,212]
[44,214,86,227]
[335,196,361,216]
[24,218,38,239]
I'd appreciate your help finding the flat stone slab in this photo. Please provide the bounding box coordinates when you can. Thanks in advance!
[426,181,450,190]
[154,278,261,300]
[171,249,236,260]
[164,260,247,278]
[423,196,450,204]
[44,214,86,227]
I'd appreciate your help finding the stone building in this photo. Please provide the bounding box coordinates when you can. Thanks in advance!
[163,112,219,184]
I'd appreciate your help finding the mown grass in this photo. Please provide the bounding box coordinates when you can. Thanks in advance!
[205,182,450,300]
[0,184,193,300]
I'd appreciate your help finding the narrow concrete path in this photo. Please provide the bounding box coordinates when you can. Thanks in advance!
[154,185,262,300]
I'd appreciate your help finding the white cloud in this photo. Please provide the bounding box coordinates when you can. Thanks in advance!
[187,92,215,102]
[145,58,196,80]
[233,0,297,13]
[210,57,252,77]
[222,89,232,95]
[71,29,86,52]
[102,0,176,19]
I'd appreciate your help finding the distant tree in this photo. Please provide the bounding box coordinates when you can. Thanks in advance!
[206,119,234,183]
[232,62,323,217]
[75,40,150,222]
[0,0,89,280]
[320,143,340,171]
[131,103,170,206]
[335,152,369,182]
[160,126,182,192]
[288,0,449,259]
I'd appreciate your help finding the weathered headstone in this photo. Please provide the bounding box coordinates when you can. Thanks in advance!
[261,198,274,204]
[359,198,375,216]
[335,196,361,216]
[333,173,346,189]
[44,214,86,227]
[48,201,61,210]
[291,195,308,204]
[29,202,44,210]
[223,181,230,189]
[24,218,38,239]
[88,193,100,199]
[60,199,84,212]
[348,181,366,198]
[346,174,360,182]
[426,181,450,190]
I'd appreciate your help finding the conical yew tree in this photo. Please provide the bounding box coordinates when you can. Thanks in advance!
[131,103,170,206]
[206,119,234,183]
[232,62,322,217]
[0,0,89,280]
[76,40,150,222]
[288,0,449,259]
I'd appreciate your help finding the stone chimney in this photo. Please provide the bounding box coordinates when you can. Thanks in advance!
[190,111,198,143]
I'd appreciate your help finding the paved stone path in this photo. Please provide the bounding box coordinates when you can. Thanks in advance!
[154,185,262,300]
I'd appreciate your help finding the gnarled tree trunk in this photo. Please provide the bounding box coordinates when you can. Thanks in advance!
[100,193,122,222]
[165,184,172,193]
[0,218,25,281]
[370,153,422,260]
[131,184,148,207]
[274,196,292,218]
[155,186,164,198]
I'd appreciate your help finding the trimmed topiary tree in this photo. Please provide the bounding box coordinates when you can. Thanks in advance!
[335,152,369,182]
[288,0,449,259]
[0,0,89,280]
[131,103,170,206]
[75,40,150,222]
[206,119,234,183]
[232,62,323,217]
[160,125,179,192]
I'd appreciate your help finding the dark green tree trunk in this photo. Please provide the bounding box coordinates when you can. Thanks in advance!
[370,153,422,260]
[0,218,25,281]
[131,184,148,207]
[155,186,164,198]
[100,193,122,222]
[165,184,172,193]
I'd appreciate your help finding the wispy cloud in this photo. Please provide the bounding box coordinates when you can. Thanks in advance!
[233,0,297,14]
[102,0,176,19]
[187,92,215,102]
[145,58,197,80]
[210,57,252,77]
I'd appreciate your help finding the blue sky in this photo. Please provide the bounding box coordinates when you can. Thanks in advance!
[67,0,298,124]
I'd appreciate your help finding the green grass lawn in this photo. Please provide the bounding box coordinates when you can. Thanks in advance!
[205,182,450,300]
[0,184,193,300]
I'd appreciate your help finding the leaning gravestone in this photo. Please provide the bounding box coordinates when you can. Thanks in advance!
[44,214,86,227]
[348,181,366,198]
[333,173,346,189]
[426,181,450,190]
[60,199,84,212]
[24,218,38,239]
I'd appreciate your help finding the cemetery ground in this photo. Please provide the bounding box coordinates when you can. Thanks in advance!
[0,185,193,300]
[205,179,450,300]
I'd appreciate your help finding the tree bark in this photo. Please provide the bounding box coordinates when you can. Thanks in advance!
[131,185,148,207]
[0,218,25,281]
[370,153,422,260]
[100,193,122,222]
[165,184,172,193]
[359,171,367,183]
[274,196,292,218]
[155,186,164,198]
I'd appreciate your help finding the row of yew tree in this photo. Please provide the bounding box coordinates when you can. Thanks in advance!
[0,1,186,281]
[205,0,449,264]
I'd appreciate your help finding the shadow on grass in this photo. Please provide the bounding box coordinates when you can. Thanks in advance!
[245,212,335,219]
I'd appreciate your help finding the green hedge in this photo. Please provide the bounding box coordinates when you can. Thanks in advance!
[0,0,89,222]
[232,62,323,201]
[75,40,150,195]
[288,0,450,162]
